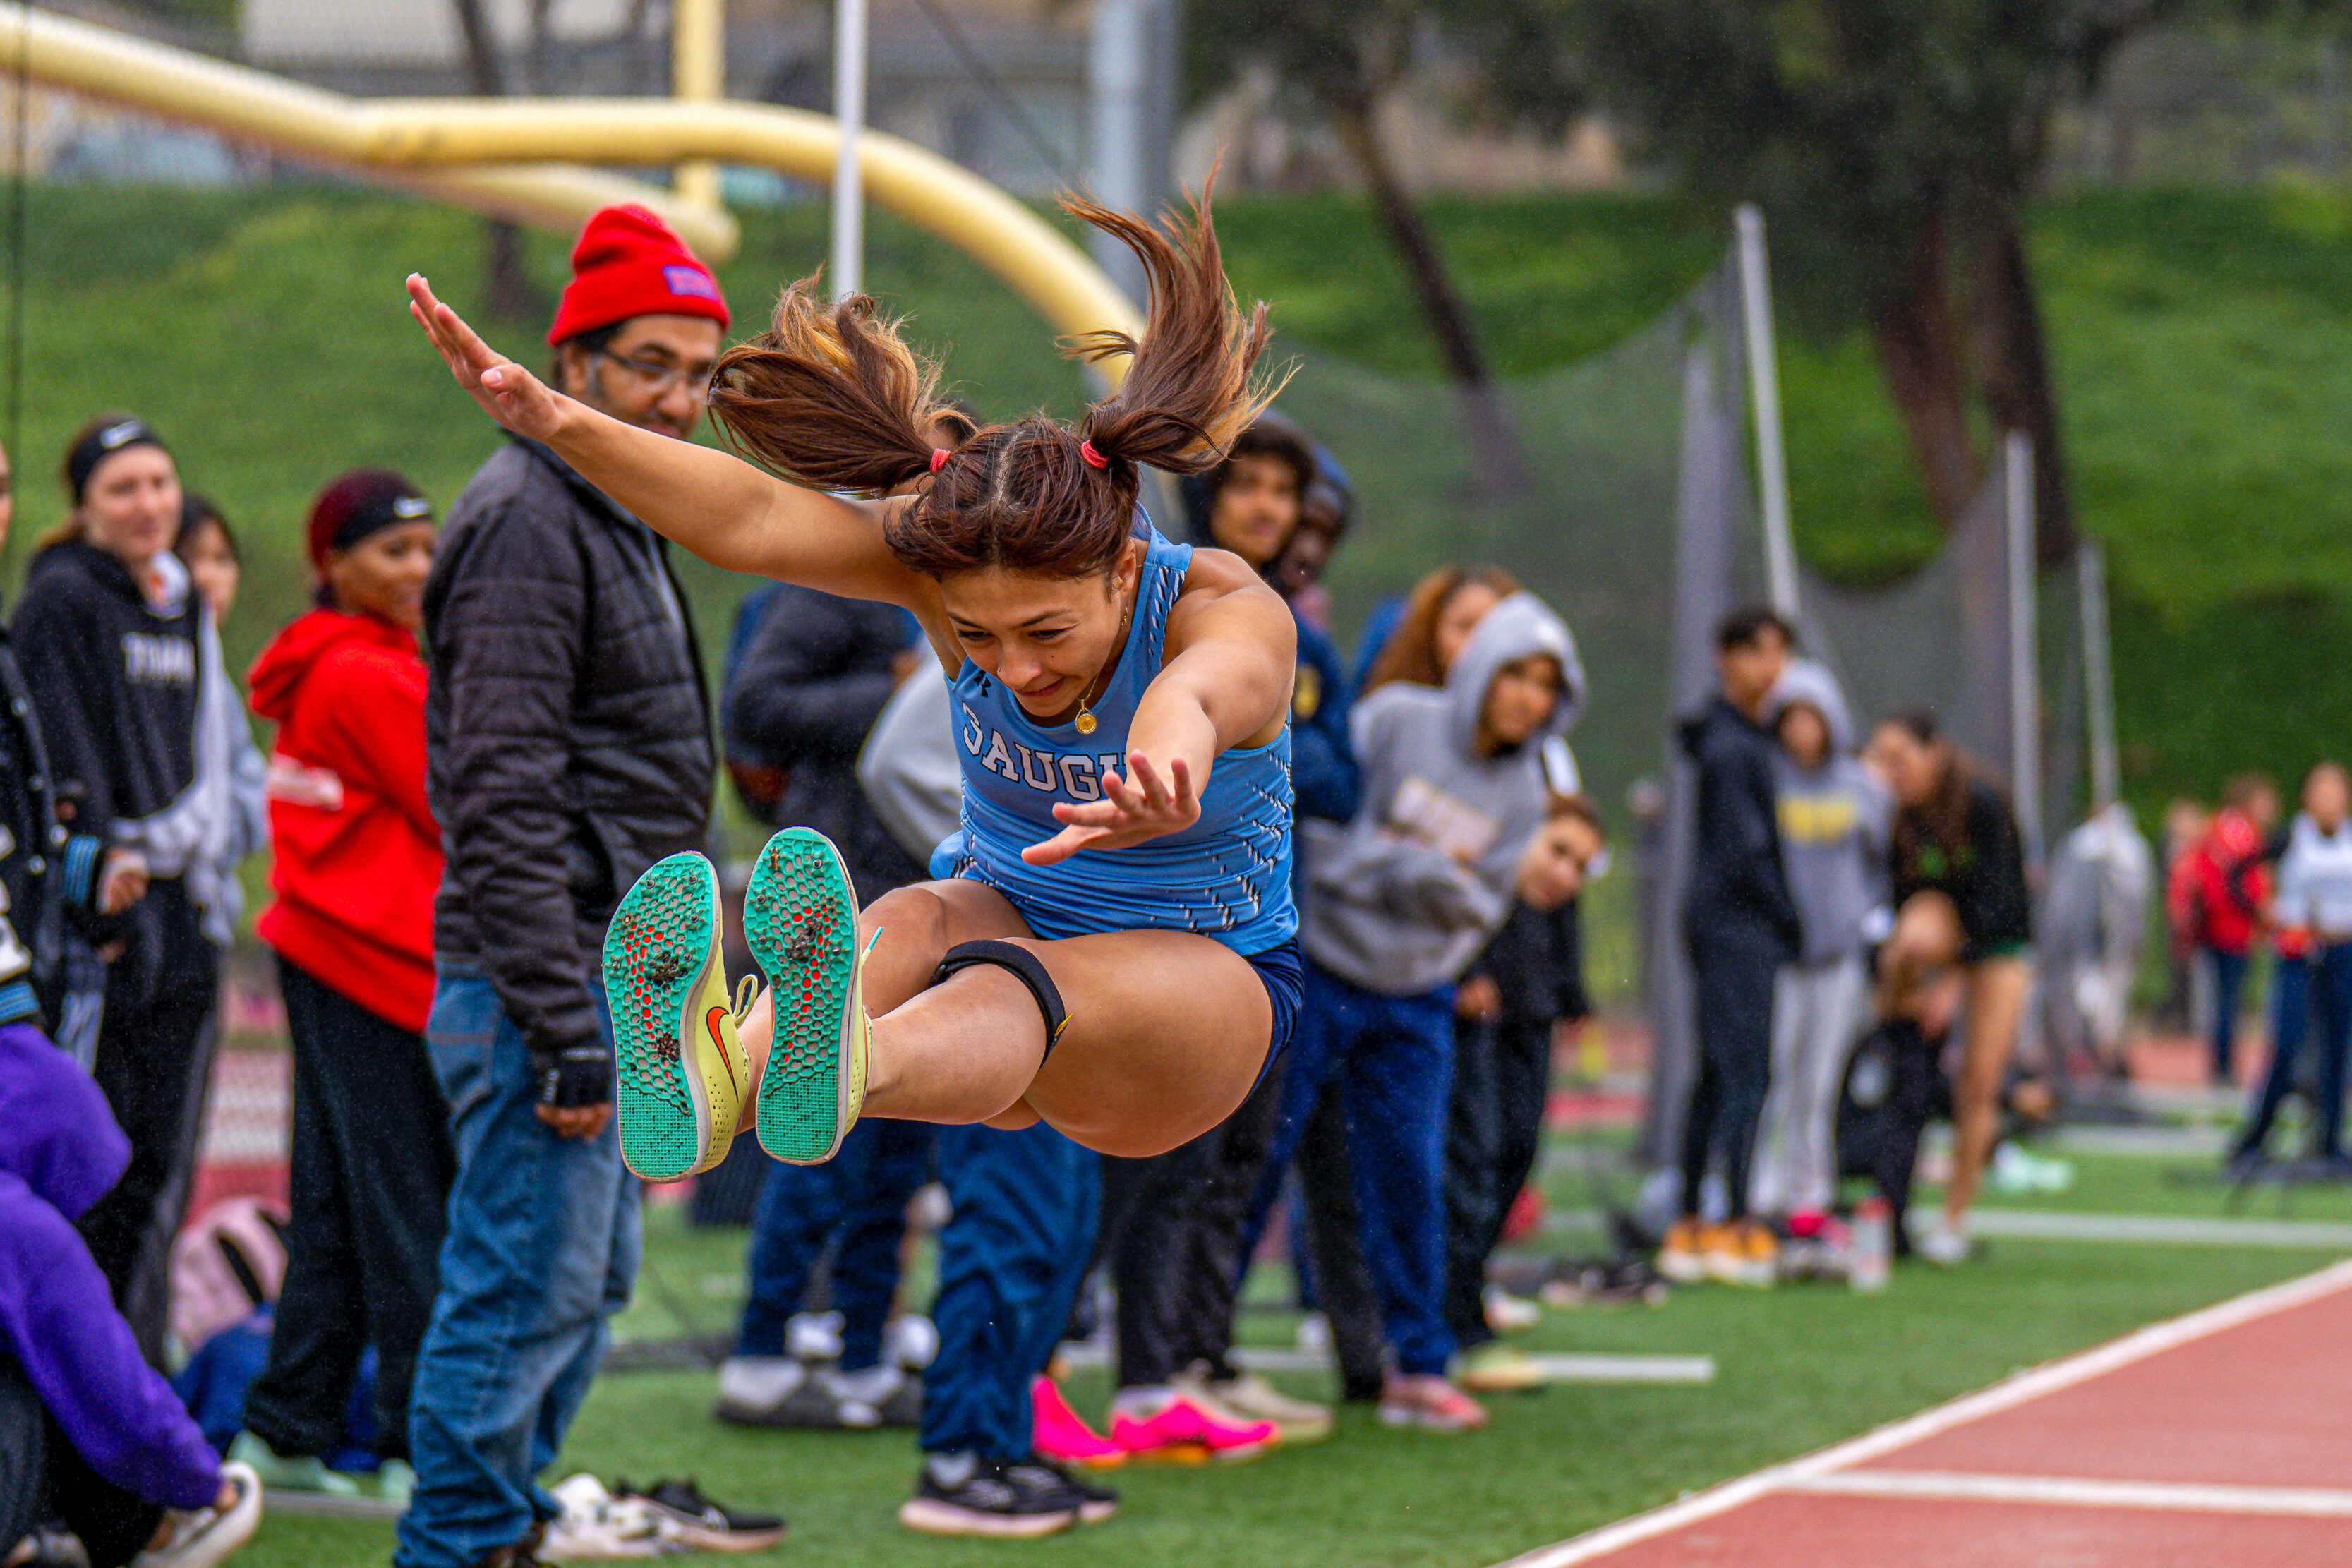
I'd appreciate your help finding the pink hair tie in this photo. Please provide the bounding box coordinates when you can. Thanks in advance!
[929,447,951,474]
[1079,438,1109,470]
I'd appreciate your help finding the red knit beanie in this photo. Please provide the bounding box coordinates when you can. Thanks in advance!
[545,205,731,346]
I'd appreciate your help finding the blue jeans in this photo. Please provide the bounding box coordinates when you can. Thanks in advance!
[2208,946,2251,1080]
[395,965,641,1568]
[2240,944,2352,1160]
[737,1118,935,1369]
[1243,960,1456,1377]
[919,1123,1097,1462]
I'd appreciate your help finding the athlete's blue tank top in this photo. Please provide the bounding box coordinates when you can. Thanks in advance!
[945,531,1296,954]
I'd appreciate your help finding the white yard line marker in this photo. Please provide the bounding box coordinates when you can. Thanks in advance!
[1785,1470,2352,1517]
[1521,1354,1713,1385]
[1495,1258,2352,1568]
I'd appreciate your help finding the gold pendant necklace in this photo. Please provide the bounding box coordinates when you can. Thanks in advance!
[1073,603,1133,736]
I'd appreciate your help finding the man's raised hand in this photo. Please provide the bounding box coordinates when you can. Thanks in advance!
[406,275,571,444]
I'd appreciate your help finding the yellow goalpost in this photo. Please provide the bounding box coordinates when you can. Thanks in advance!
[4,2,1144,349]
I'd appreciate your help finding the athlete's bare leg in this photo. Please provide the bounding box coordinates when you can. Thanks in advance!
[1944,955,2030,1226]
[737,877,1274,1159]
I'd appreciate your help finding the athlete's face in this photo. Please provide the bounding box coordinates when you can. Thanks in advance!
[1433,581,1503,677]
[2307,764,2349,833]
[1479,653,1562,752]
[80,446,183,575]
[1208,452,1301,570]
[1717,627,1789,718]
[939,543,1143,722]
[325,520,439,632]
[179,519,241,622]
[1778,701,1831,769]
[1871,723,1946,810]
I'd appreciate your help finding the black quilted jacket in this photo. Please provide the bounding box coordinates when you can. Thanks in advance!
[425,437,713,1059]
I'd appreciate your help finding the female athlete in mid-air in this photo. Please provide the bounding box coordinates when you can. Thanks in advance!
[408,186,1301,1181]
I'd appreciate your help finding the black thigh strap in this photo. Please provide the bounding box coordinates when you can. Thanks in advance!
[931,940,1069,1061]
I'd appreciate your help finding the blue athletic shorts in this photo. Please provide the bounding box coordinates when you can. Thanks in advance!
[1245,939,1303,1094]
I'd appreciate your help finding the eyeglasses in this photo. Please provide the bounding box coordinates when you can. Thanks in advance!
[591,347,715,398]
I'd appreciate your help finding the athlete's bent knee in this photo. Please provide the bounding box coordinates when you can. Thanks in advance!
[981,1097,1042,1132]
[867,883,951,957]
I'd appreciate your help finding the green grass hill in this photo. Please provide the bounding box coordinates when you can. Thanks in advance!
[6,181,2348,818]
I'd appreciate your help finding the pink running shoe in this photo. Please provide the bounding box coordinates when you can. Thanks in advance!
[1377,1375,1490,1432]
[1031,1377,1126,1471]
[1110,1393,1279,1465]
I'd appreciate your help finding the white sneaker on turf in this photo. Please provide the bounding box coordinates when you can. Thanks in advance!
[1176,1365,1332,1443]
[132,1461,262,1568]
[785,1310,845,1363]
[1483,1284,1542,1334]
[712,1355,808,1423]
[886,1313,940,1372]
[1916,1220,1971,1267]
[821,1363,908,1428]
[540,1476,684,1559]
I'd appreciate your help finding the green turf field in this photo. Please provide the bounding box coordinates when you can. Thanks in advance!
[230,1116,2347,1568]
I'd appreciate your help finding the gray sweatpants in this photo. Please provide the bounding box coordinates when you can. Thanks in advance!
[1750,953,1869,1217]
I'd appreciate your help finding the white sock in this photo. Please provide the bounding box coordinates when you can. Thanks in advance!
[1112,1385,1174,1419]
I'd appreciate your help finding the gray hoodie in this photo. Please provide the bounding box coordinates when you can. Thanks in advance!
[1761,659,1890,967]
[1301,593,1584,996]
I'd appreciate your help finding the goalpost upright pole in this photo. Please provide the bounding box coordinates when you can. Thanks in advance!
[1735,203,1799,622]
[2080,538,2121,811]
[831,0,867,300]
[2006,430,2044,867]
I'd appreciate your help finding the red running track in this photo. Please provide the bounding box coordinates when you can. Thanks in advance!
[1500,1260,2352,1568]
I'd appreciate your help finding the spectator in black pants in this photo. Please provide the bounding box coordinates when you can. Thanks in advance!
[1096,418,1360,1446]
[1446,794,1603,1389]
[1659,608,1799,1289]
[233,472,450,1500]
[13,416,245,1364]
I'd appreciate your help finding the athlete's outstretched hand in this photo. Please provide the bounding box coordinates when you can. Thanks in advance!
[1025,752,1200,865]
[407,274,574,444]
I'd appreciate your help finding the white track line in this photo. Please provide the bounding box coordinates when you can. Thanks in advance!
[1955,1208,2352,1249]
[1495,1257,2352,1568]
[1784,1470,2352,1517]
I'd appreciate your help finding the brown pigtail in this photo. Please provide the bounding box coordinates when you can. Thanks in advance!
[706,177,1280,584]
[1064,167,1285,478]
[707,275,951,498]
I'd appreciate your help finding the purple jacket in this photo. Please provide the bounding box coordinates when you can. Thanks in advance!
[0,1023,221,1509]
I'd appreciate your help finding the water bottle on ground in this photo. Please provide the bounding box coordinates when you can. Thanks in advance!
[1850,1197,1892,1293]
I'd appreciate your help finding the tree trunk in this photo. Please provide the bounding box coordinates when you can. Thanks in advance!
[1325,94,1529,495]
[448,0,545,321]
[1968,186,2076,566]
[1865,207,1982,530]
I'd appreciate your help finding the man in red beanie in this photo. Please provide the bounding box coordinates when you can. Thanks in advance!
[400,209,768,1565]
[543,204,729,440]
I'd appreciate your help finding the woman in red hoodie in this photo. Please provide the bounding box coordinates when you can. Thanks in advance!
[231,471,449,1501]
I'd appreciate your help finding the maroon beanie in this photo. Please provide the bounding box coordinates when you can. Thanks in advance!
[546,205,731,346]
[306,469,433,571]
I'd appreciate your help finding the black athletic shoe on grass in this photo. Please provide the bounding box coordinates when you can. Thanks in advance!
[1006,1454,1121,1525]
[610,1477,785,1552]
[897,1456,1078,1538]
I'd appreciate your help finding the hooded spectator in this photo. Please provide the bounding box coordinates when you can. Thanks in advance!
[234,469,452,1502]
